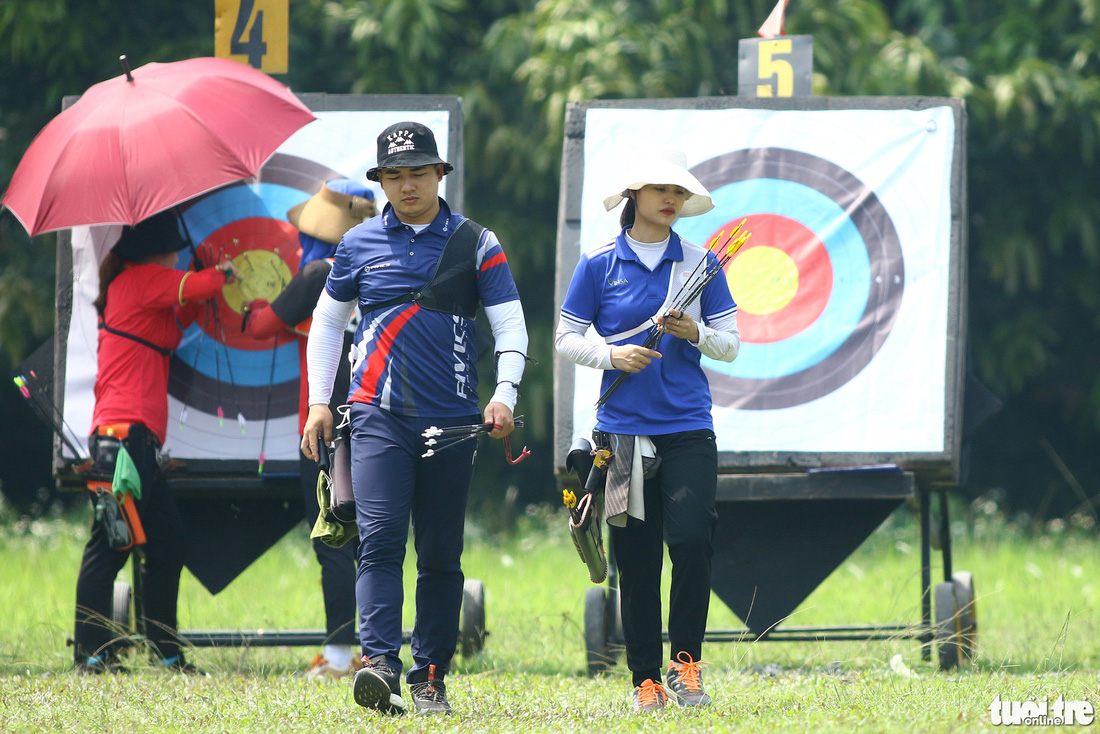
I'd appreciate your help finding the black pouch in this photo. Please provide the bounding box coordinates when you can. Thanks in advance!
[90,435,122,481]
[87,430,147,551]
[566,436,594,487]
[91,484,135,550]
[330,418,355,524]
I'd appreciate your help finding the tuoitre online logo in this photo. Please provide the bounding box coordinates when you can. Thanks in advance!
[989,696,1095,726]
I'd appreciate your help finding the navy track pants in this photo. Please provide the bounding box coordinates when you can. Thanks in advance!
[349,403,479,682]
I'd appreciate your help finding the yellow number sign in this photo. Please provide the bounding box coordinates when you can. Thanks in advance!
[757,39,794,97]
[215,0,288,74]
[737,35,812,97]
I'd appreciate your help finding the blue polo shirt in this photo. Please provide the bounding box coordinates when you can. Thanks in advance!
[326,199,520,416]
[560,228,737,435]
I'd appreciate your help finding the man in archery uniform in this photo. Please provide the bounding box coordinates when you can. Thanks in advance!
[301,122,529,715]
[243,179,376,678]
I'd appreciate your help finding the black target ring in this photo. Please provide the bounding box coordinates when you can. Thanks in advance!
[690,148,905,410]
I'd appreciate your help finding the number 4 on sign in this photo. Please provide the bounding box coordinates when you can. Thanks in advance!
[230,0,267,69]
[215,0,289,74]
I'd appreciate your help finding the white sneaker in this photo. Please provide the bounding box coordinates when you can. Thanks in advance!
[299,653,360,680]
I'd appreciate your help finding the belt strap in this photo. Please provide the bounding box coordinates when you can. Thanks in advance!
[98,319,173,356]
[95,423,132,439]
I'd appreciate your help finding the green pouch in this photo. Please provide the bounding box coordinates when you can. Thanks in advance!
[112,444,142,500]
[310,465,356,548]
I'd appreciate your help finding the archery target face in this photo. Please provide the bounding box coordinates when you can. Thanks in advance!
[676,148,905,410]
[724,215,831,345]
[165,154,343,460]
[570,106,957,455]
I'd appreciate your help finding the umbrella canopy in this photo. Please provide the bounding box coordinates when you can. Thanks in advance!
[2,56,316,237]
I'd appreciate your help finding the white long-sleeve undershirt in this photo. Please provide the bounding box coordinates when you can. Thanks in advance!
[484,299,528,410]
[555,308,740,366]
[306,290,354,407]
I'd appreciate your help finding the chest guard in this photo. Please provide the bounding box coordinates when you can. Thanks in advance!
[372,218,485,319]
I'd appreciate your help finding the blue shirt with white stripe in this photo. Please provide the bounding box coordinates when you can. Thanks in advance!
[326,199,520,416]
[560,227,737,435]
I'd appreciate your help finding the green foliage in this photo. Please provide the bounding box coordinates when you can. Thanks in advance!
[0,222,52,370]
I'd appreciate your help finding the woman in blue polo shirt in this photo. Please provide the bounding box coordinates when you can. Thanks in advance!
[556,149,740,712]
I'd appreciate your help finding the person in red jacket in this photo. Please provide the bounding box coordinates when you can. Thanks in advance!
[75,210,237,674]
[242,179,375,678]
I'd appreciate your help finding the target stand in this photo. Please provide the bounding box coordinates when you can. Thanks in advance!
[579,469,975,674]
[554,96,977,673]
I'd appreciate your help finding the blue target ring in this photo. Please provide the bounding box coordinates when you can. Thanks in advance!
[181,182,309,245]
[684,148,904,410]
[679,178,871,379]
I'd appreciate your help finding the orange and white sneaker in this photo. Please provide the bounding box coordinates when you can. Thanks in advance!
[631,678,669,711]
[300,653,361,680]
[666,652,712,707]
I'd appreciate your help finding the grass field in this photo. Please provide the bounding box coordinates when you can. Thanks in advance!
[0,496,1097,732]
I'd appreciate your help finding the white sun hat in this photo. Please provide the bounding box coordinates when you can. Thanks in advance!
[602,149,714,218]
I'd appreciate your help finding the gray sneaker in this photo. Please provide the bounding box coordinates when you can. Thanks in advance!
[409,664,451,714]
[353,656,406,714]
[631,679,669,712]
[666,653,712,707]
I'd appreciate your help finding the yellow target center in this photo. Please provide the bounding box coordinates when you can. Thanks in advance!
[221,250,293,314]
[726,247,799,315]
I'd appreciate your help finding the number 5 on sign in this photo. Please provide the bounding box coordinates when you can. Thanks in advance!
[215,0,289,74]
[737,35,812,97]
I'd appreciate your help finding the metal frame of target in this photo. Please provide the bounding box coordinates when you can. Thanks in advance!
[554,96,976,672]
[49,94,486,659]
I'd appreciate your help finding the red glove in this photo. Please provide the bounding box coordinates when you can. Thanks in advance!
[242,299,285,338]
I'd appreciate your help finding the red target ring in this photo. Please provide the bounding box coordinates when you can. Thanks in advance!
[192,216,299,351]
[686,147,904,410]
[722,213,832,344]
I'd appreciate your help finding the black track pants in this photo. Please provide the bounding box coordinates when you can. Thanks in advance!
[609,429,718,686]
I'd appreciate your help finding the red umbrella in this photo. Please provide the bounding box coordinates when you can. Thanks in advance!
[2,56,316,237]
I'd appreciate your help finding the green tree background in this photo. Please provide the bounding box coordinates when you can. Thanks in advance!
[1,0,1097,522]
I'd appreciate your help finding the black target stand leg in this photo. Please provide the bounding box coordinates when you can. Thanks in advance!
[919,482,932,661]
[132,548,147,641]
[938,489,953,582]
